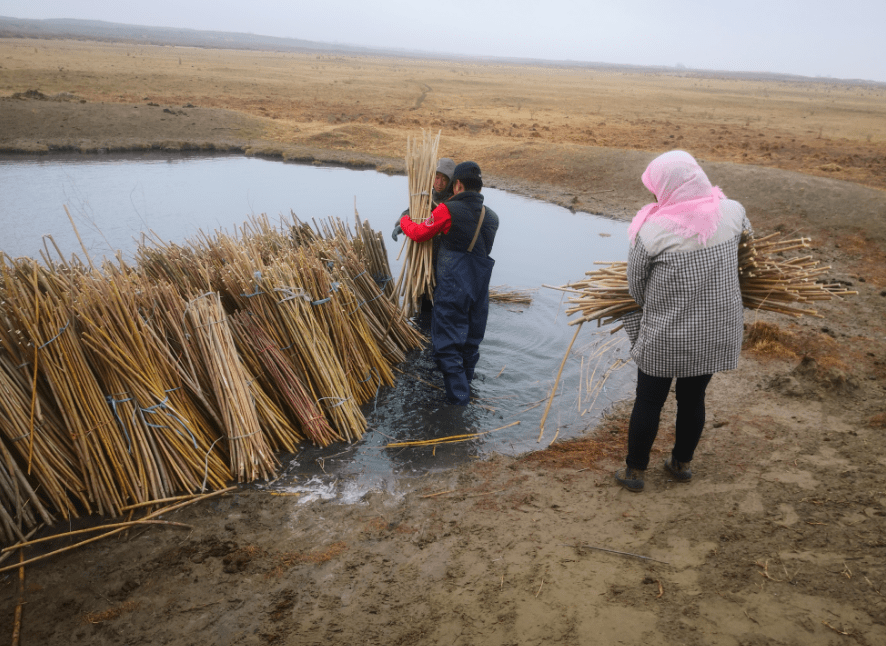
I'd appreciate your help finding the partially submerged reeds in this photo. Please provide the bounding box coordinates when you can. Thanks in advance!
[396,130,440,318]
[546,231,856,330]
[0,212,424,543]
[489,285,535,305]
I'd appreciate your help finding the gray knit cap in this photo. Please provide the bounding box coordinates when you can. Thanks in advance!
[436,158,456,180]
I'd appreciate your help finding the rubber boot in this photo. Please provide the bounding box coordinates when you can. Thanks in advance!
[442,371,470,405]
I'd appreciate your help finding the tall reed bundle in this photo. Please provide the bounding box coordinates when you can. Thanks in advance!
[184,293,277,482]
[229,310,338,448]
[546,231,856,328]
[291,214,424,358]
[0,337,84,522]
[257,252,370,441]
[289,248,391,402]
[328,239,424,364]
[354,213,397,301]
[295,219,407,384]
[396,130,441,318]
[211,243,367,441]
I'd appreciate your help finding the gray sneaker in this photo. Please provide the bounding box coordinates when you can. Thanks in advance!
[663,456,692,482]
[614,467,645,492]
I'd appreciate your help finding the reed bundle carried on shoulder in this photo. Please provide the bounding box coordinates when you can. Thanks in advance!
[396,130,441,319]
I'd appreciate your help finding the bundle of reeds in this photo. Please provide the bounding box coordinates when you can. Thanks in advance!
[354,212,398,301]
[1,258,137,516]
[229,310,338,448]
[211,240,369,441]
[546,231,856,328]
[396,130,441,318]
[75,270,231,497]
[0,319,84,523]
[737,232,857,316]
[184,293,277,482]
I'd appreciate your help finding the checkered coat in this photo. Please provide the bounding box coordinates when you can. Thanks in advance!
[622,199,752,377]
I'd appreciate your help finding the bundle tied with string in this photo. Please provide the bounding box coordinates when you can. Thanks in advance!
[396,129,441,319]
[545,231,858,331]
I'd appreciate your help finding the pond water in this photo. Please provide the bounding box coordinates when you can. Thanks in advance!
[0,152,634,502]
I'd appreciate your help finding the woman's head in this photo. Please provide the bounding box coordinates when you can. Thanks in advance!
[628,150,725,245]
[642,150,713,207]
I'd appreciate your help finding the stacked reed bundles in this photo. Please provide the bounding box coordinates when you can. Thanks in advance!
[547,231,856,328]
[290,248,393,402]
[1,258,137,516]
[328,240,425,364]
[74,271,231,496]
[292,214,424,359]
[210,239,368,441]
[1,212,427,537]
[396,130,441,318]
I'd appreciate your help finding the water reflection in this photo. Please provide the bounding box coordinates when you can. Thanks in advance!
[0,152,634,501]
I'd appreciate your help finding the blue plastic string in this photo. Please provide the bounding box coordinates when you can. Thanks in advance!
[38,320,70,349]
[348,292,385,315]
[137,395,198,449]
[316,396,352,409]
[106,393,135,453]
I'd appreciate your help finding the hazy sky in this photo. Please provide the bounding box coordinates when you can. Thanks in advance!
[2,0,885,83]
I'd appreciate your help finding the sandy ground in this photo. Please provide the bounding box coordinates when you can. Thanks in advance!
[2,38,886,646]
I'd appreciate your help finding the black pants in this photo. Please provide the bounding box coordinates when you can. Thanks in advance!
[626,369,713,471]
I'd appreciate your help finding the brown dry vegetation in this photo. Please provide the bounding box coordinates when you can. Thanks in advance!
[2,38,886,192]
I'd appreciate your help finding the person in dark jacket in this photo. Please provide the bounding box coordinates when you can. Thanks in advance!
[398,161,499,405]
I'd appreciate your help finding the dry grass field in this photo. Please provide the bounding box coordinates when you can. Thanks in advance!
[2,38,885,192]
[3,36,886,646]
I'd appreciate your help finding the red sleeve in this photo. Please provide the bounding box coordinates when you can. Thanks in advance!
[400,204,451,243]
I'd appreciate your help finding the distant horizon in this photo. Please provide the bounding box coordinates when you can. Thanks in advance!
[1,6,885,85]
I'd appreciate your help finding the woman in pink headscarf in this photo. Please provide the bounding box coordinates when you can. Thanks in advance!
[615,151,752,493]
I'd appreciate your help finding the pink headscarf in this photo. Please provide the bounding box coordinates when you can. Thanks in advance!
[627,150,726,246]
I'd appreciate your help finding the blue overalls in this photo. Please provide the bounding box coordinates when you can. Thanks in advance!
[431,192,498,405]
